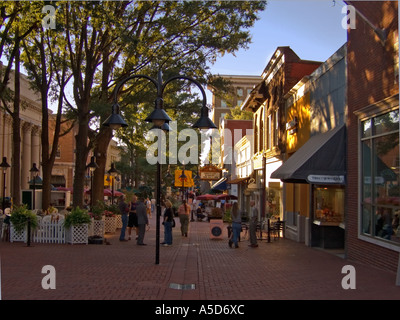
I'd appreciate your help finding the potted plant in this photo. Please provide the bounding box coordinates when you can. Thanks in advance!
[208,207,223,221]
[9,205,38,242]
[223,208,232,223]
[89,201,105,238]
[64,207,91,245]
[107,203,122,229]
[104,206,117,233]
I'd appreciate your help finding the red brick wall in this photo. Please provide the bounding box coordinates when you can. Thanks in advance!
[347,1,399,273]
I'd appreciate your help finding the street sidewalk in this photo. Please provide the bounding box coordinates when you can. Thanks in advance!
[0,215,399,301]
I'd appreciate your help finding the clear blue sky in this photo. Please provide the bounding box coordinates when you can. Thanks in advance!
[208,0,347,77]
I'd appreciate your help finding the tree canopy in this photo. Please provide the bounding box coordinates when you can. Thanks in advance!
[0,0,267,209]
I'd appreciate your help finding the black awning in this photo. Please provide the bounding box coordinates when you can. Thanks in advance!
[211,177,228,190]
[270,124,346,184]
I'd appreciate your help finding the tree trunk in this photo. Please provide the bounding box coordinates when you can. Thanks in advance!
[11,40,21,206]
[73,119,90,209]
[93,128,113,206]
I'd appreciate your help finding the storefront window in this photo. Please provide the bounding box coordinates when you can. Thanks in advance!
[361,109,400,244]
[314,186,345,224]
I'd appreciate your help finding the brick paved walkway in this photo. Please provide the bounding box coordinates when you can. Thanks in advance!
[1,216,399,300]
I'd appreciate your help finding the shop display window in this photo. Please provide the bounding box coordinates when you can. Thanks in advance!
[314,186,345,224]
[360,109,400,244]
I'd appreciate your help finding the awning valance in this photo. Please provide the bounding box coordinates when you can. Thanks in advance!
[51,175,66,187]
[211,177,228,190]
[270,124,346,184]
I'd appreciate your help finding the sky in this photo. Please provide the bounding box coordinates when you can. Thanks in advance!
[1,0,348,112]
[207,0,348,77]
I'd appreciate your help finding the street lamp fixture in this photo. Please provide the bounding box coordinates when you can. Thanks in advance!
[86,156,99,210]
[103,69,216,265]
[0,157,10,213]
[107,163,120,205]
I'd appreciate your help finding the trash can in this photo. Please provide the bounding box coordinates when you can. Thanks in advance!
[210,219,224,239]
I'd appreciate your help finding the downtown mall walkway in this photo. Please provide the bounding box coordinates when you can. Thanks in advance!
[0,213,399,304]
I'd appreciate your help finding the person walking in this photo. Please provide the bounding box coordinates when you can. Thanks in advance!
[118,195,129,242]
[248,200,259,248]
[229,202,241,249]
[127,195,138,241]
[136,197,149,245]
[161,199,174,246]
[178,199,191,237]
[145,197,152,219]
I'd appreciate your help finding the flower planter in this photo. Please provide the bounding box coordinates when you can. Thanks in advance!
[65,224,89,245]
[104,216,116,233]
[115,215,122,229]
[10,224,27,242]
[89,218,105,237]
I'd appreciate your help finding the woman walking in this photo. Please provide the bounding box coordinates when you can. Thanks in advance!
[229,202,241,248]
[161,200,174,246]
[178,200,191,237]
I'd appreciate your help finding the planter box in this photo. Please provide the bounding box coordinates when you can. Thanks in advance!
[10,224,27,243]
[66,224,89,245]
[104,216,116,233]
[115,215,122,229]
[89,218,105,237]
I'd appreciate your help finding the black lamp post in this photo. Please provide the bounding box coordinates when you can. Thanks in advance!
[29,163,39,210]
[28,163,39,247]
[0,157,10,213]
[86,156,99,210]
[103,70,216,265]
[107,163,120,205]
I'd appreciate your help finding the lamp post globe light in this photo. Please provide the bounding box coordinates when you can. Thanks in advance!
[86,156,99,210]
[0,157,10,213]
[107,163,120,205]
[103,70,216,265]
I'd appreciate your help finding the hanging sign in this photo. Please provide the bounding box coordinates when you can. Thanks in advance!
[199,165,222,181]
[174,170,194,187]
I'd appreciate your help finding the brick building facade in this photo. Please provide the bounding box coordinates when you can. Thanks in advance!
[346,1,399,273]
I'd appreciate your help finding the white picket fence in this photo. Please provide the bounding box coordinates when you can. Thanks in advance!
[10,216,103,244]
[33,217,66,243]
[10,215,66,244]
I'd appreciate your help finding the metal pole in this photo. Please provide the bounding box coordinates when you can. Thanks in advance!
[2,170,5,212]
[156,163,161,265]
[27,216,31,247]
[90,171,93,210]
[155,129,162,265]
[111,176,114,205]
[32,175,35,210]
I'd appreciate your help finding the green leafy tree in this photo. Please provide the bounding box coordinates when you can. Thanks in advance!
[0,1,41,205]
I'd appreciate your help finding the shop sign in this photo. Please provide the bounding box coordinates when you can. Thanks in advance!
[174,170,194,187]
[307,174,345,184]
[199,165,222,181]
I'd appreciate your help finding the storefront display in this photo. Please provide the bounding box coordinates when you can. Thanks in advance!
[312,185,345,248]
[314,186,345,225]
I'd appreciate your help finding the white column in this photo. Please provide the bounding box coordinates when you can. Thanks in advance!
[21,122,32,190]
[31,126,40,170]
